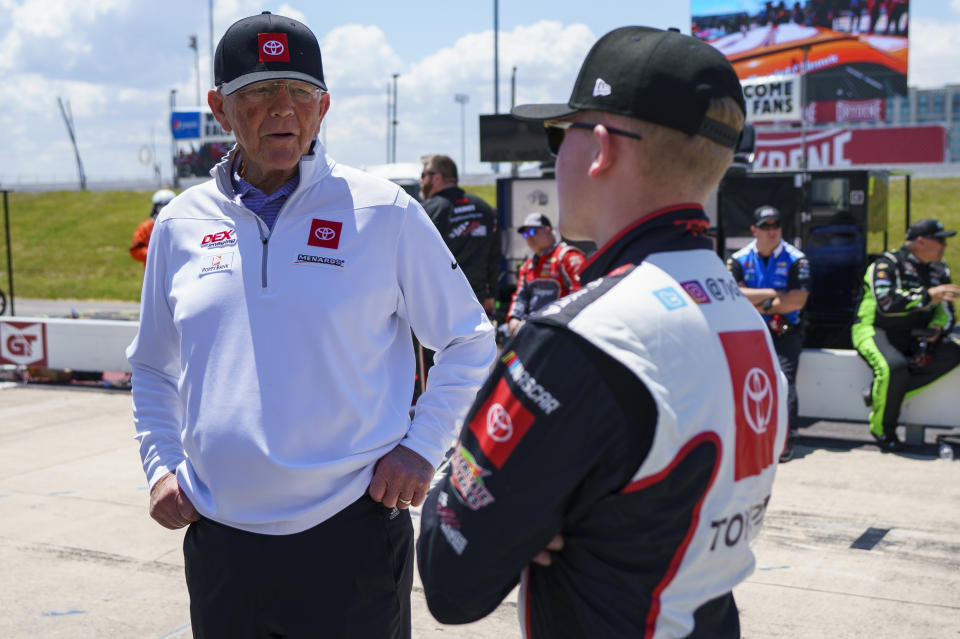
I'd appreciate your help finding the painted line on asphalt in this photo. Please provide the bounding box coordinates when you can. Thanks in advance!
[747,581,960,610]
[155,622,191,639]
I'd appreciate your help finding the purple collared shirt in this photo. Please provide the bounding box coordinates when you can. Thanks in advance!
[232,161,299,231]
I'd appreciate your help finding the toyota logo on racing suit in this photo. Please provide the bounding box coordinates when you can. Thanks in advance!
[315,226,337,241]
[486,403,514,442]
[743,367,773,435]
[262,39,284,56]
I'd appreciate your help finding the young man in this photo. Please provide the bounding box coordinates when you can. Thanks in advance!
[727,205,810,461]
[505,212,585,337]
[852,218,960,451]
[418,26,787,638]
[127,12,494,638]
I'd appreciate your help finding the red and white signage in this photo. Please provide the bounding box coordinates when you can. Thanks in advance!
[806,99,886,124]
[468,378,535,469]
[0,321,48,367]
[307,219,342,249]
[754,125,946,170]
[258,33,290,62]
[719,330,779,481]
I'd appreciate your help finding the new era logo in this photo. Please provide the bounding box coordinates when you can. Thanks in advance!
[593,78,612,97]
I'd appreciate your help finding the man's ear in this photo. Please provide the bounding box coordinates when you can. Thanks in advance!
[313,92,331,138]
[586,124,615,178]
[208,89,232,133]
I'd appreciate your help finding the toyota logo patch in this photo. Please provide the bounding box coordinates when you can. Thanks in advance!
[262,39,284,56]
[315,227,336,241]
[486,403,514,442]
[308,219,343,249]
[258,33,291,62]
[743,367,773,435]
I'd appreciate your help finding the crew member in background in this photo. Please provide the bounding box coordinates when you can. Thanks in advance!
[418,26,787,637]
[420,154,500,317]
[505,212,584,338]
[127,13,495,638]
[727,205,809,462]
[852,218,960,452]
[129,189,175,265]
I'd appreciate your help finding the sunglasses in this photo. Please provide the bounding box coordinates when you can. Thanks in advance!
[521,227,540,238]
[544,120,644,157]
[420,171,437,179]
[757,221,781,230]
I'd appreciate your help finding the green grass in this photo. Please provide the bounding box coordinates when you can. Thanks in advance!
[0,178,957,302]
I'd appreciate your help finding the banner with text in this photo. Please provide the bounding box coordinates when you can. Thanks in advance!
[743,74,801,122]
[754,125,946,170]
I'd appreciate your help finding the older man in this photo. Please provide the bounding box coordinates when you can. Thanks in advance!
[853,218,960,451]
[418,26,787,637]
[126,12,494,638]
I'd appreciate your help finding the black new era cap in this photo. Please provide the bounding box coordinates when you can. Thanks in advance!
[215,12,326,95]
[512,27,745,149]
[906,218,957,240]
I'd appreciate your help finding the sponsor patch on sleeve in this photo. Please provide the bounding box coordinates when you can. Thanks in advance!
[719,330,780,480]
[467,378,535,469]
[449,446,495,510]
[436,491,469,555]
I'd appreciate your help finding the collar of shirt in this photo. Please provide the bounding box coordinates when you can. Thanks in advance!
[232,160,300,217]
[579,204,713,284]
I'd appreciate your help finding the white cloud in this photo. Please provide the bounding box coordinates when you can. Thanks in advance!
[907,18,960,88]
[952,0,960,15]
[0,10,598,184]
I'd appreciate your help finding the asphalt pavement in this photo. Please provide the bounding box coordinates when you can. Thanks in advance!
[1,385,959,638]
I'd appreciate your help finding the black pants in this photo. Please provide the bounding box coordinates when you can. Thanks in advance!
[857,330,960,437]
[184,495,413,639]
[772,326,804,435]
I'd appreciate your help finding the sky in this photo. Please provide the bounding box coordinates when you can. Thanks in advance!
[1,0,958,187]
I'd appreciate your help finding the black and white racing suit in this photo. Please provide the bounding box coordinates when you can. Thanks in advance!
[418,205,788,638]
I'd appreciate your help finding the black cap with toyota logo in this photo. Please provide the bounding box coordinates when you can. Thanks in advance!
[215,11,326,95]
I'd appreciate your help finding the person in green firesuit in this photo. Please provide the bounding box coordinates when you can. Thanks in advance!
[852,218,960,451]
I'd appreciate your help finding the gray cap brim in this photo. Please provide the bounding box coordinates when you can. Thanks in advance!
[221,71,327,95]
[511,102,578,121]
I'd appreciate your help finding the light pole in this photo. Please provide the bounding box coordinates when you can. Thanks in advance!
[454,94,469,172]
[170,89,180,189]
[189,35,200,106]
[209,0,215,86]
[391,73,399,163]
[492,0,500,173]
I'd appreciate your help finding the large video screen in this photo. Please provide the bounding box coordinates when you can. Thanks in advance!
[692,1,908,120]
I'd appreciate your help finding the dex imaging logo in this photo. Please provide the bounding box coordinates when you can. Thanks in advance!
[258,33,290,62]
[307,219,343,249]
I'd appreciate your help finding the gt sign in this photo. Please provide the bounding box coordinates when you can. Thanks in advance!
[0,321,48,367]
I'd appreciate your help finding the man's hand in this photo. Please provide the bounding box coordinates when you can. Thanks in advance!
[368,445,434,510]
[929,284,960,303]
[482,297,496,318]
[507,317,523,337]
[532,534,565,566]
[149,472,200,530]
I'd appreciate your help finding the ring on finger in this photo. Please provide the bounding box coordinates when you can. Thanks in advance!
[398,497,412,505]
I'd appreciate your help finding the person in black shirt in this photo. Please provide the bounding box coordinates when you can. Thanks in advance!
[420,154,500,317]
